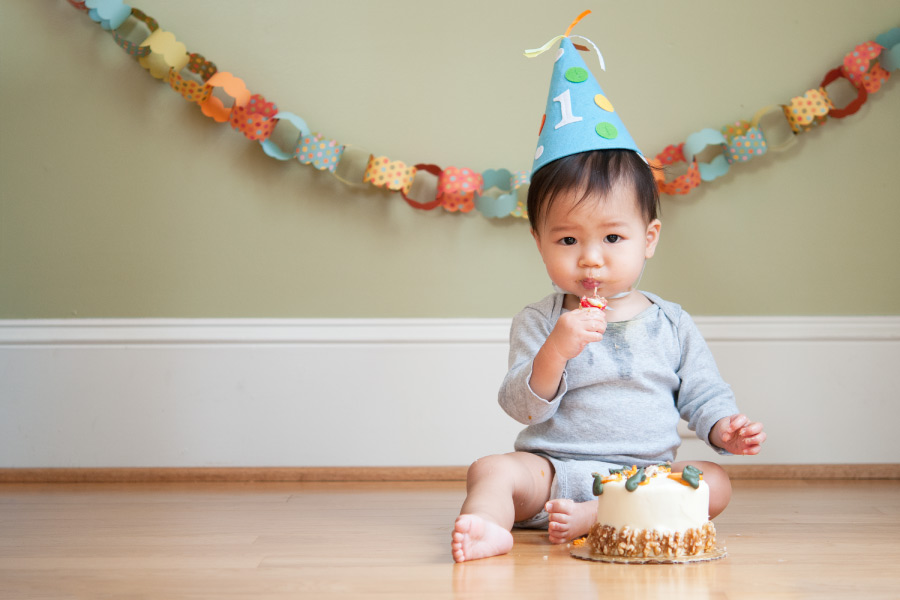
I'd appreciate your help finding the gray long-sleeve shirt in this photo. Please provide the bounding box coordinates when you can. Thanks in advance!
[499,292,738,467]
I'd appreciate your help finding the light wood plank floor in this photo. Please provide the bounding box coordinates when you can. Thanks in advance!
[1,479,898,599]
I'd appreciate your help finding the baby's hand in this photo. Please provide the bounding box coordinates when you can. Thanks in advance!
[544,307,607,361]
[710,414,766,455]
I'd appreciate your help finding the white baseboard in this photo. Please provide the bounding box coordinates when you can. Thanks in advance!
[2,317,899,468]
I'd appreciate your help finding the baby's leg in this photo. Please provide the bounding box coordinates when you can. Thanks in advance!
[452,452,554,562]
[545,498,598,544]
[672,460,732,518]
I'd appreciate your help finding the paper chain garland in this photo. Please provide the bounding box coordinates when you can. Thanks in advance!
[68,0,899,220]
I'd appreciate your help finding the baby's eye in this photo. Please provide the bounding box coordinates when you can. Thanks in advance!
[560,237,577,246]
[605,234,621,243]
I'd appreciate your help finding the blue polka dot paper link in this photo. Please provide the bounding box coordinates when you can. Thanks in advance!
[724,127,768,165]
[295,134,344,173]
[86,0,131,30]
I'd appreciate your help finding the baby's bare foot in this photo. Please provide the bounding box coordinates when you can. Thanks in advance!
[545,499,598,544]
[451,514,514,563]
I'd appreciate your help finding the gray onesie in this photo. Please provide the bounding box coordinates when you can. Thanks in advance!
[499,291,738,510]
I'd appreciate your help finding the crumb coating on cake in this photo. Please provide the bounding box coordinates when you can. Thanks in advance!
[588,521,717,558]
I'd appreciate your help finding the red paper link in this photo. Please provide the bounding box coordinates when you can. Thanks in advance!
[67,0,88,10]
[820,67,868,119]
[400,164,444,210]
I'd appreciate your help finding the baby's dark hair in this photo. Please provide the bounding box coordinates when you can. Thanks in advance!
[527,150,660,232]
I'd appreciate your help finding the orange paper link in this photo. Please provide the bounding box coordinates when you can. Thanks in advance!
[200,72,251,123]
[782,88,832,134]
[654,144,701,196]
[437,167,483,213]
[137,29,189,80]
[859,63,891,94]
[230,94,278,141]
[363,156,416,194]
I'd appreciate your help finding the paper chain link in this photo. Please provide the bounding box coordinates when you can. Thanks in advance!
[66,2,898,219]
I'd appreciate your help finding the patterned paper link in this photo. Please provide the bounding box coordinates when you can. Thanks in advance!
[138,29,189,80]
[187,53,218,81]
[750,105,798,153]
[683,128,730,182]
[859,63,891,94]
[509,170,530,219]
[85,0,131,30]
[782,88,832,134]
[819,68,868,119]
[437,167,484,213]
[653,144,701,195]
[475,169,517,218]
[842,42,890,93]
[363,156,416,194]
[295,133,344,172]
[259,112,311,161]
[168,54,218,104]
[111,9,159,58]
[721,120,767,164]
[200,72,251,123]
[230,94,278,142]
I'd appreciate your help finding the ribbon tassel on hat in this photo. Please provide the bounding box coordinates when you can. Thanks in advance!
[524,10,606,71]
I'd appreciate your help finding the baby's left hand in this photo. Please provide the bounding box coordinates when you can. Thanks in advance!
[710,414,766,455]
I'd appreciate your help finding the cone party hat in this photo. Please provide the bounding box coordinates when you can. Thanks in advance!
[529,11,642,175]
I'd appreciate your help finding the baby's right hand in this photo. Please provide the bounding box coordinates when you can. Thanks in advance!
[545,307,607,361]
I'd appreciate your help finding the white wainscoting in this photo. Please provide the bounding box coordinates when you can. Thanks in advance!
[1,317,899,468]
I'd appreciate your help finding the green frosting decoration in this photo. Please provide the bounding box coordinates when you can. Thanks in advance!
[625,467,647,492]
[682,465,703,489]
[591,472,604,496]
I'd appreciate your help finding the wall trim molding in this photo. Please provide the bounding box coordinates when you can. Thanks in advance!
[1,464,898,483]
[3,316,898,469]
[2,315,899,346]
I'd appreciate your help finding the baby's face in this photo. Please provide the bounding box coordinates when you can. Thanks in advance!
[532,183,660,302]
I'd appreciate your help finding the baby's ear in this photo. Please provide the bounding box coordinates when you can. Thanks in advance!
[644,219,662,258]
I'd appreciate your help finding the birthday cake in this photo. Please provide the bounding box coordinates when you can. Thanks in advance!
[584,465,718,559]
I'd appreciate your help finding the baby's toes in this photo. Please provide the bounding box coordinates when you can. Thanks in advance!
[546,498,576,519]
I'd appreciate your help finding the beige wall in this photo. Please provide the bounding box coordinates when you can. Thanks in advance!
[1,0,898,319]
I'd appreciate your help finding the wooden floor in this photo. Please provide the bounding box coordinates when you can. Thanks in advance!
[1,479,899,599]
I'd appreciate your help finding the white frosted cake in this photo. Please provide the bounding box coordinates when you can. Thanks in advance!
[586,464,717,558]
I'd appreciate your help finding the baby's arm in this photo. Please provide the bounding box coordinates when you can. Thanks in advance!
[709,414,767,455]
[530,307,606,400]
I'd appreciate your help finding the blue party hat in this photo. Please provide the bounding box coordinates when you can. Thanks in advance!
[529,11,642,175]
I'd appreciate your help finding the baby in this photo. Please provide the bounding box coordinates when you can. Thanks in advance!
[451,149,766,562]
